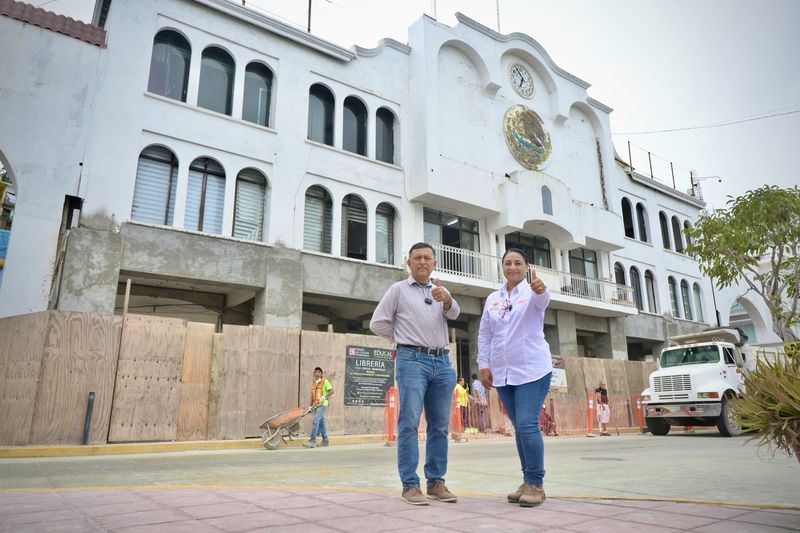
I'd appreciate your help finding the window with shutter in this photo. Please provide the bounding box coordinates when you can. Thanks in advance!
[132,146,178,225]
[233,168,267,241]
[186,158,225,234]
[376,203,395,264]
[304,186,332,253]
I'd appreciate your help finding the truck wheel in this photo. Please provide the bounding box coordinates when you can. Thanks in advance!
[717,396,742,437]
[645,418,670,436]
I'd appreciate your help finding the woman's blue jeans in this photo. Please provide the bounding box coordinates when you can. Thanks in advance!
[496,372,552,487]
[396,347,456,489]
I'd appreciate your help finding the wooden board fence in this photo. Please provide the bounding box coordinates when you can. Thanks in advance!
[29,312,122,444]
[108,315,187,442]
[176,322,215,441]
[245,327,300,438]
[0,311,50,445]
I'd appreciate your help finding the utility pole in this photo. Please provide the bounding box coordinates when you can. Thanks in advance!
[307,0,312,32]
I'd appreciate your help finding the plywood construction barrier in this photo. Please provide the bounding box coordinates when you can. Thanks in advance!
[0,312,51,445]
[29,312,122,445]
[108,315,187,442]
[208,325,301,439]
[176,322,215,441]
[0,310,665,446]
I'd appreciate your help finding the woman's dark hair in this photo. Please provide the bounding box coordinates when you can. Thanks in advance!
[502,247,530,264]
[314,366,323,373]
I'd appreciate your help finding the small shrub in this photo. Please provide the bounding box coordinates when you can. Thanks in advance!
[732,353,800,461]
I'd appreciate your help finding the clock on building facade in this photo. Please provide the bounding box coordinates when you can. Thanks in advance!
[503,104,551,170]
[508,63,534,99]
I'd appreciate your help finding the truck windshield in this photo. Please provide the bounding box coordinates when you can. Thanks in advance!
[661,345,720,367]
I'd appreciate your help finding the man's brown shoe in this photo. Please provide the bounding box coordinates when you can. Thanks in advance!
[507,483,527,503]
[401,486,429,506]
[427,480,457,502]
[518,483,545,507]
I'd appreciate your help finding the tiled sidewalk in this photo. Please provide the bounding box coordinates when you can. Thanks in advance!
[1,488,798,532]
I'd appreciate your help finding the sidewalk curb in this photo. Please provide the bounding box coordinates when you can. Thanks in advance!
[0,434,386,458]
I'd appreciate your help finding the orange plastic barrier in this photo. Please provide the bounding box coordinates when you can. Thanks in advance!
[385,386,399,445]
[587,396,594,436]
[636,395,645,433]
[453,389,462,433]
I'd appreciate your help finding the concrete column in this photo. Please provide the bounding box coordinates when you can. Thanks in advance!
[608,316,628,360]
[366,199,376,262]
[468,315,481,373]
[554,247,564,272]
[366,105,376,159]
[253,248,304,328]
[331,192,342,257]
[57,227,123,314]
[231,60,246,121]
[185,48,202,106]
[333,96,344,149]
[172,162,190,230]
[556,309,579,357]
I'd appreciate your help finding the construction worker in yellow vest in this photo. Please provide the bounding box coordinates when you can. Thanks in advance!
[304,367,334,448]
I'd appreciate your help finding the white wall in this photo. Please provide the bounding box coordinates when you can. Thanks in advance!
[0,17,103,317]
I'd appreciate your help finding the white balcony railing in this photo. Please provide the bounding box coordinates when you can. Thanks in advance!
[432,243,636,308]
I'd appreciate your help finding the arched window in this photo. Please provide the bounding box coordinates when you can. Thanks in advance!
[614,262,626,285]
[341,194,367,260]
[376,203,396,264]
[376,107,396,164]
[148,30,191,102]
[659,211,671,249]
[613,262,626,302]
[343,96,367,156]
[630,266,644,311]
[242,62,273,127]
[645,270,657,313]
[186,157,225,234]
[680,279,693,320]
[621,198,634,238]
[692,283,704,322]
[671,215,684,253]
[668,276,680,317]
[542,186,553,215]
[308,84,334,146]
[683,220,693,248]
[131,146,178,225]
[636,203,648,243]
[304,186,332,253]
[198,47,234,115]
[233,168,267,240]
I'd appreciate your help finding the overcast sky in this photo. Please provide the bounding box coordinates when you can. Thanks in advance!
[43,0,800,211]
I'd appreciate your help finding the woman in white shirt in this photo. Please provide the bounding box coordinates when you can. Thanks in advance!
[478,248,552,507]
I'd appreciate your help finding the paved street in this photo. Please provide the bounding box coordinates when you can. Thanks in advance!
[1,433,799,531]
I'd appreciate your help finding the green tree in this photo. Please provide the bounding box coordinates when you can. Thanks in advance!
[686,185,800,342]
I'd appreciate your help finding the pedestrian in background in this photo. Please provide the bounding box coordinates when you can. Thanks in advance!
[455,376,469,429]
[304,367,333,448]
[471,372,489,432]
[370,242,460,506]
[478,248,552,507]
[595,380,611,436]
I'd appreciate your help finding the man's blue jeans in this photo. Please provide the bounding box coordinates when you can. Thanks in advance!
[496,372,552,487]
[309,405,328,442]
[396,347,456,489]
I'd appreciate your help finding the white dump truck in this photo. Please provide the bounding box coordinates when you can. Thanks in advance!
[640,328,757,437]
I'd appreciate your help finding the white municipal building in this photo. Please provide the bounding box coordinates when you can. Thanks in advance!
[0,0,781,374]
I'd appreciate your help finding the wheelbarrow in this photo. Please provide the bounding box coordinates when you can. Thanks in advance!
[259,406,314,450]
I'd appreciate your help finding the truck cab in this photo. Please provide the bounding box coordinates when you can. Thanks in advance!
[640,328,754,436]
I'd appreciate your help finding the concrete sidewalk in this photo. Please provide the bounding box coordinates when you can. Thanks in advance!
[2,486,799,532]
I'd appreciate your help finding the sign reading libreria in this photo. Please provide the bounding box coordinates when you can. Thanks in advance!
[344,345,395,407]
